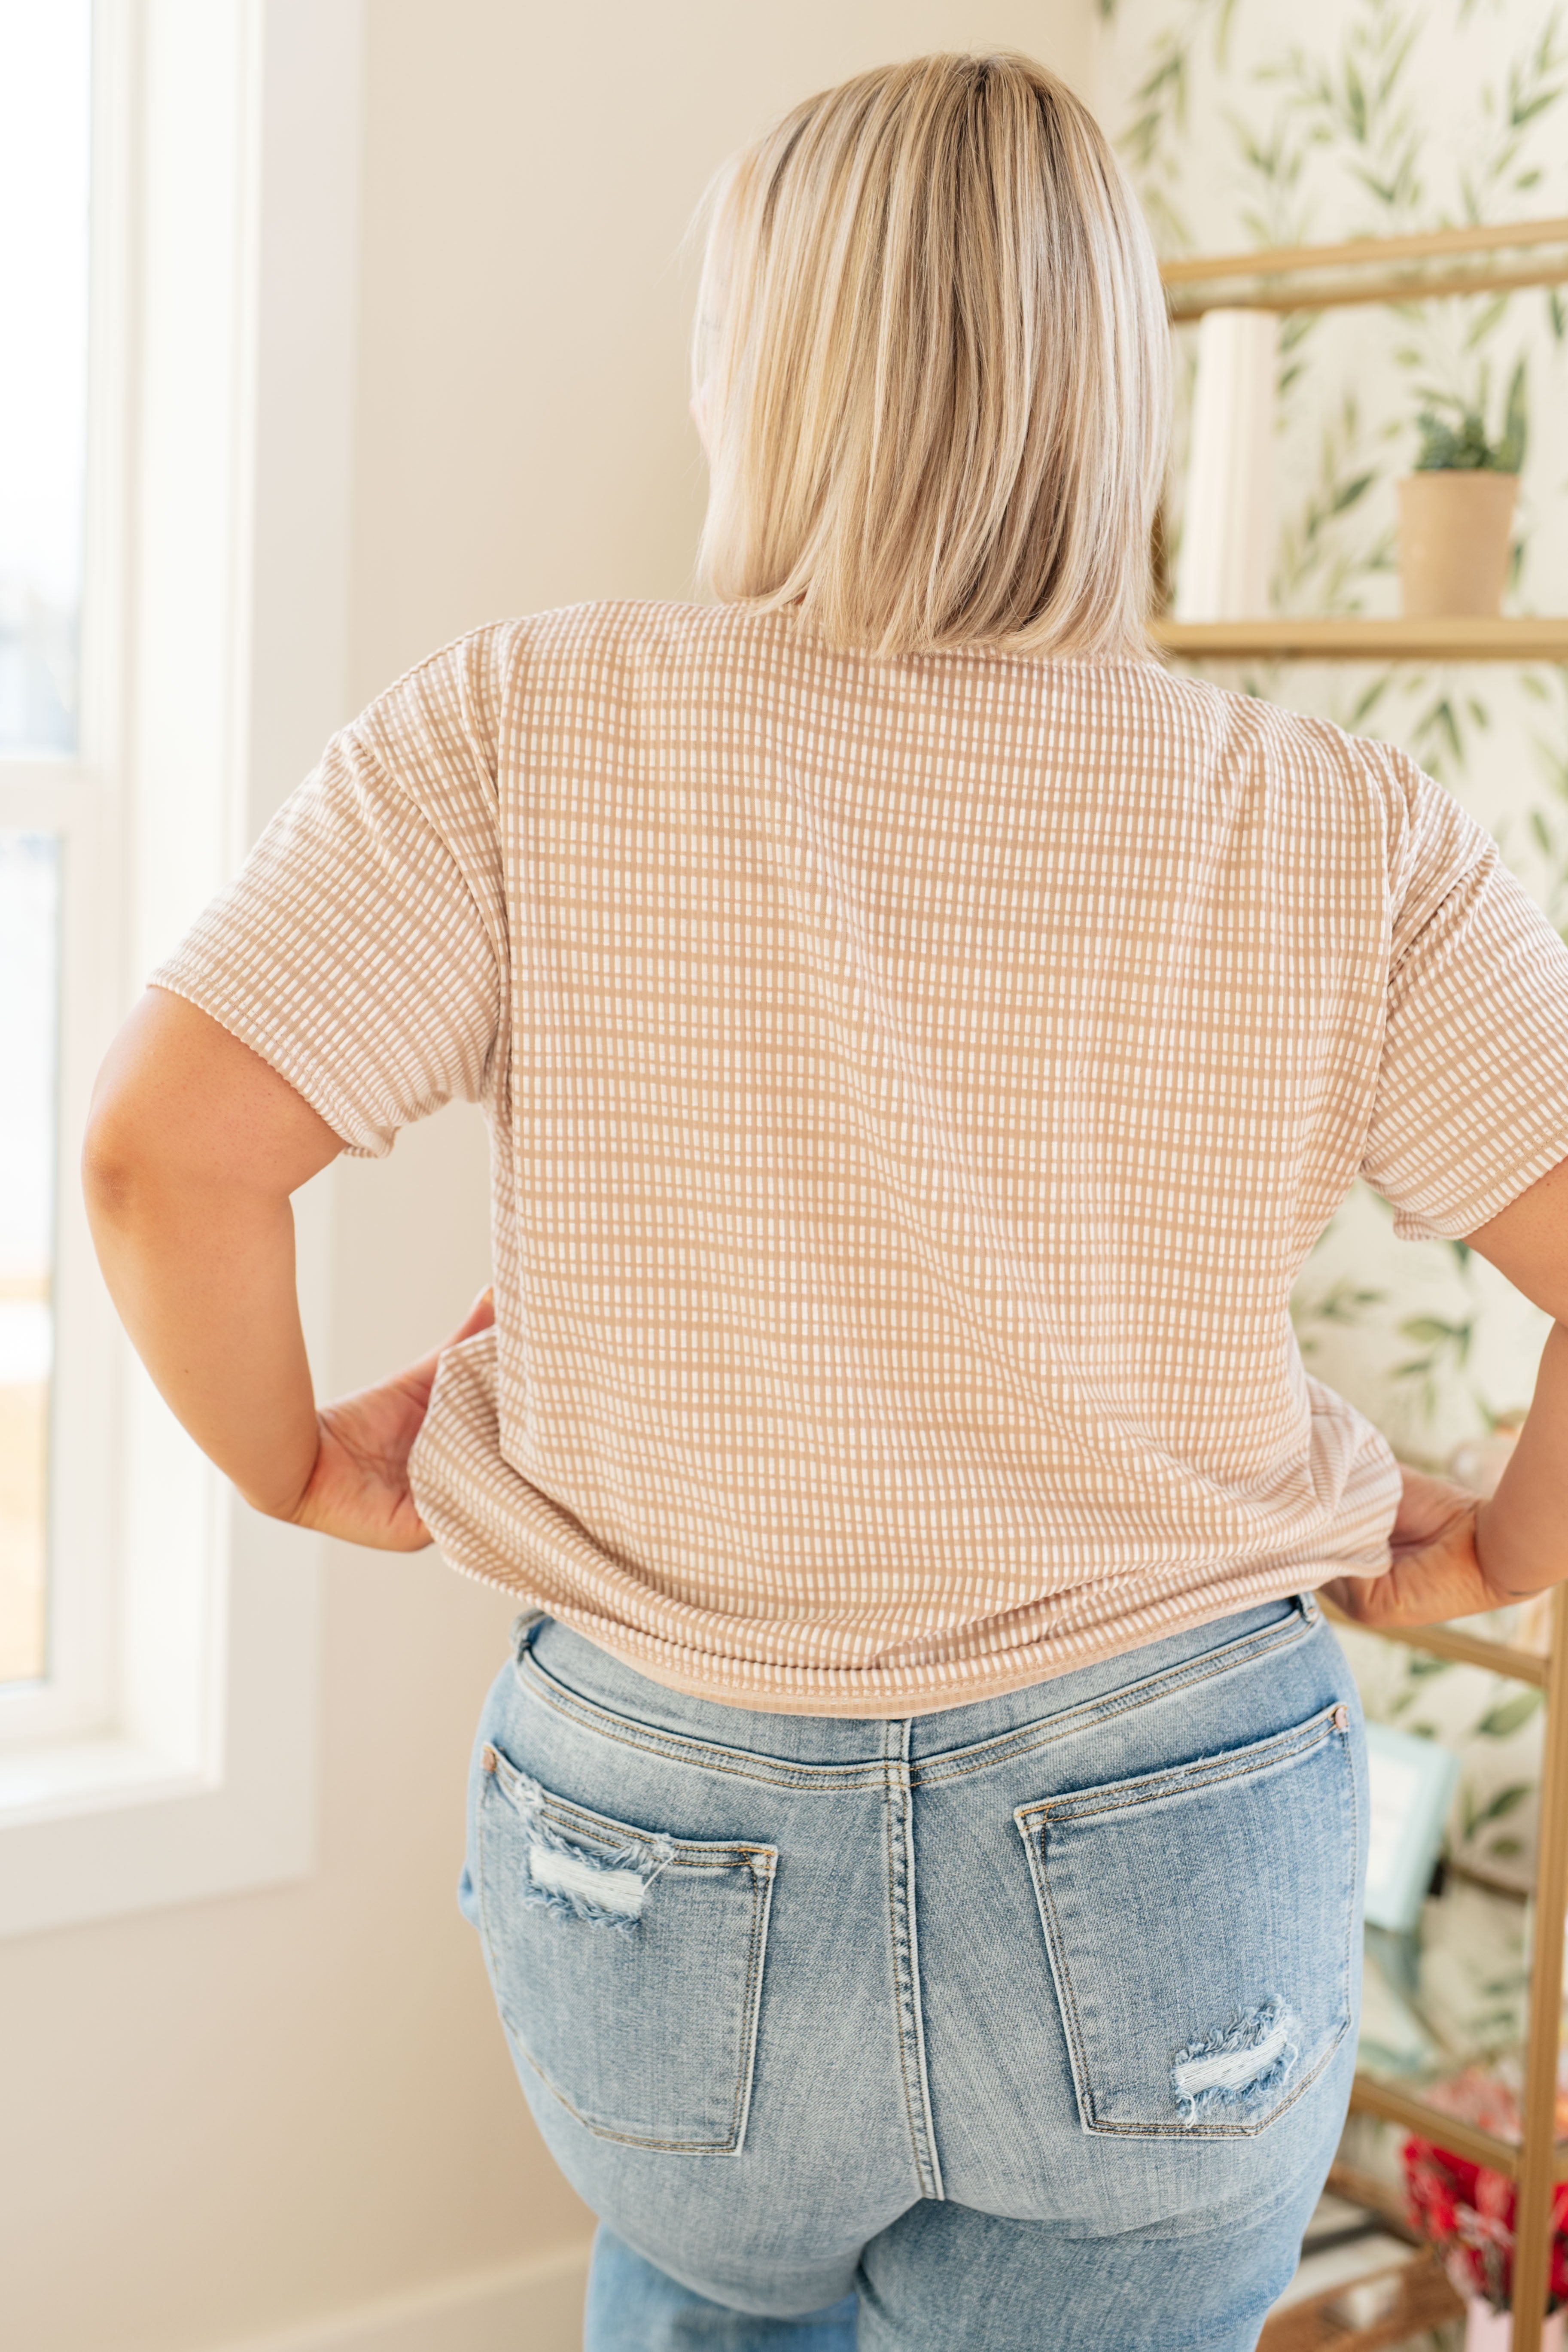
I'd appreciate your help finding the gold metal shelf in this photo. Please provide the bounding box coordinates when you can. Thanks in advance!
[1257,2246,1463,2352]
[1349,2073,1568,2183]
[1255,2163,1464,2349]
[1318,1598,1548,1689]
[1154,616,1568,663]
[1160,214,1568,319]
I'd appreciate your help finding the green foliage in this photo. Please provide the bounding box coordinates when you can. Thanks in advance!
[1391,1310,1474,1423]
[1408,689,1474,780]
[1117,0,1245,247]
[1476,1690,1544,1739]
[1413,356,1528,471]
[1464,6,1568,209]
[1318,1278,1389,1321]
[1462,1780,1532,1834]
[1291,1271,1387,1363]
[1258,0,1425,216]
[1226,105,1317,262]
[1507,673,1568,941]
[1274,392,1394,615]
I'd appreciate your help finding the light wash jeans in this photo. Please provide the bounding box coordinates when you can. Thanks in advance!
[458,1592,1366,2350]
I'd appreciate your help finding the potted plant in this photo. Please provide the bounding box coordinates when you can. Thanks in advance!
[1398,359,1526,618]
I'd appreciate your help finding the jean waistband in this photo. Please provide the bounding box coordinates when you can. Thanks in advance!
[513,1593,1320,1775]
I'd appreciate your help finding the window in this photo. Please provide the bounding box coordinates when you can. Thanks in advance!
[0,832,59,1686]
[0,0,362,1937]
[0,3,90,755]
[0,1,90,1690]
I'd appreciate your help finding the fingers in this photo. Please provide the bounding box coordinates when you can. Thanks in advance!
[451,1284,495,1342]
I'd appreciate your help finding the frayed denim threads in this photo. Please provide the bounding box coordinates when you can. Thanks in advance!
[482,1743,675,1936]
[1171,1999,1303,2127]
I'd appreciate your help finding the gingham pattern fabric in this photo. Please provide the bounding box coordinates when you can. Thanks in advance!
[150,600,1568,1716]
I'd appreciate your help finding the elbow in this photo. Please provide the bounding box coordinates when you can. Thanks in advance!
[80,1112,151,1226]
[80,1088,182,1228]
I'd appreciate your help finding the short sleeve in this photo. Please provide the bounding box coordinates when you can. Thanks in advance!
[1360,752,1568,1241]
[148,624,512,1159]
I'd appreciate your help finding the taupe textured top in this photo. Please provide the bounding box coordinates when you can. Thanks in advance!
[151,599,1568,1715]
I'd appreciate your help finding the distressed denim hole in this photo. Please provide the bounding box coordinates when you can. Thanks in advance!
[529,1840,652,1921]
[492,1751,675,1936]
[1171,1997,1302,2127]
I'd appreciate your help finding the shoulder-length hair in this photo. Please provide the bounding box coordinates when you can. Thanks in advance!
[688,52,1172,660]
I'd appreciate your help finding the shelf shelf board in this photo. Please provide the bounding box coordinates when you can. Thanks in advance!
[1161,216,1568,288]
[1168,256,1568,318]
[1154,616,1568,663]
[1160,216,1568,318]
[1257,2248,1464,2352]
[1317,1599,1548,1689]
[1350,2072,1568,2180]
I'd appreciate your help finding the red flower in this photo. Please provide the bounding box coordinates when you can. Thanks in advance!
[1401,2137,1568,2317]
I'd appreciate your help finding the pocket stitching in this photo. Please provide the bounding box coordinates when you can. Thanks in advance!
[496,1752,776,1873]
[475,1763,776,2155]
[1015,1710,1340,1834]
[1016,1705,1356,2139]
[487,1738,775,1869]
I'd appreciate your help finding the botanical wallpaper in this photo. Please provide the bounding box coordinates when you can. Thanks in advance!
[1093,0,1568,2108]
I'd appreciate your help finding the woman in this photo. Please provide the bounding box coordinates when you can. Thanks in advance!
[82,50,1568,2352]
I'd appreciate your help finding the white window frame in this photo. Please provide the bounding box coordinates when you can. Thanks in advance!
[0,0,364,1937]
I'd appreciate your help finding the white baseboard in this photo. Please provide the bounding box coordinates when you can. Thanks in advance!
[208,2239,594,2352]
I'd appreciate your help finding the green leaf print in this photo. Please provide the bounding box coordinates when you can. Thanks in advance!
[1463,1781,1532,1835]
[1476,1691,1545,1739]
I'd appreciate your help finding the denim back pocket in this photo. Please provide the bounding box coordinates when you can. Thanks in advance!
[476,1739,777,2154]
[1015,1701,1358,2140]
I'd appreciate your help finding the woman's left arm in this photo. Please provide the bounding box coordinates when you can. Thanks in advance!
[82,985,489,1550]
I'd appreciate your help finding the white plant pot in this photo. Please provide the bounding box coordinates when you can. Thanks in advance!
[1464,2298,1567,2350]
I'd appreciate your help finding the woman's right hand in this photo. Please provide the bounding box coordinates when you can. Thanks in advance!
[281,1285,496,1552]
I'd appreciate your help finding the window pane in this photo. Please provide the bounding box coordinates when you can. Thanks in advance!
[0,0,91,753]
[0,834,58,1683]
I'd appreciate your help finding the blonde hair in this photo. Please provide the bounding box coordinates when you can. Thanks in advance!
[688,52,1171,660]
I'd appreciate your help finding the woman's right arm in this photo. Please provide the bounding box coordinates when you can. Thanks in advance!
[82,985,494,1550]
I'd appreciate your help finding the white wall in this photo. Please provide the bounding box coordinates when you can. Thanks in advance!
[2,6,1096,2348]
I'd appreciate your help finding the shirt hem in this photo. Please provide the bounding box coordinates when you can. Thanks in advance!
[432,1551,1376,1719]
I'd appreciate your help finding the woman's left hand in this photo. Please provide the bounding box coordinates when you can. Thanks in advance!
[284,1286,495,1550]
[1320,1461,1503,1630]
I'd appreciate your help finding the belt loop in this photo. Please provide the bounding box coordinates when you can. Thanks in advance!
[511,1609,546,1662]
[1300,1590,1321,1627]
